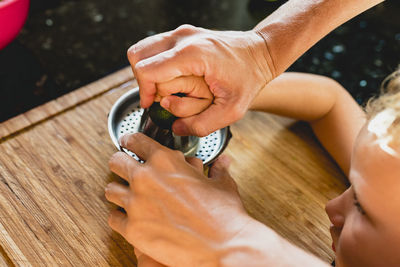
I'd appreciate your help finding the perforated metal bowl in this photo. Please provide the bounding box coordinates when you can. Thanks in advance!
[108,87,231,166]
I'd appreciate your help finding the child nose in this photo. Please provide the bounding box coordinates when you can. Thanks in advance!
[325,194,346,228]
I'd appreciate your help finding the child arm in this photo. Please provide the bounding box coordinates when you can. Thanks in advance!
[250,72,366,175]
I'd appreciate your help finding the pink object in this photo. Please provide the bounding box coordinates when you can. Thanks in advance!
[0,0,30,50]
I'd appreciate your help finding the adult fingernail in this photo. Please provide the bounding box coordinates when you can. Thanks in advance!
[172,121,188,136]
[160,98,170,109]
[118,135,127,148]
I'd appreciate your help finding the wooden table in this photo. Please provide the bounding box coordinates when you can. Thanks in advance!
[0,67,346,266]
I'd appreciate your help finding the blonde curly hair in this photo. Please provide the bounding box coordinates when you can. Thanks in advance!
[365,68,400,148]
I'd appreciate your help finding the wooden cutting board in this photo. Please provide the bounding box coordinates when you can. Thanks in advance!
[0,67,346,266]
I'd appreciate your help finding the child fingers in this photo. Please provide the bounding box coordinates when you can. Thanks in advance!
[105,182,130,208]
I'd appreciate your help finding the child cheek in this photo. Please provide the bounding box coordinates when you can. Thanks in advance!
[336,220,371,267]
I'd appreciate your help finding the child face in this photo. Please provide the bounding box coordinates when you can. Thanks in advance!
[325,124,400,266]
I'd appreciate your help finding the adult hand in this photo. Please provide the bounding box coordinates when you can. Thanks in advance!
[106,133,252,266]
[128,25,275,136]
[135,248,166,267]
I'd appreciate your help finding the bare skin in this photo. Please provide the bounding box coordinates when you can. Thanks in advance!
[129,27,272,137]
[127,0,383,137]
[250,73,400,266]
[326,126,400,266]
[106,72,400,266]
[108,0,392,265]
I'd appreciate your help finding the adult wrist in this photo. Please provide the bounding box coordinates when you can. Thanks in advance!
[217,218,329,267]
[246,30,276,86]
[217,218,275,267]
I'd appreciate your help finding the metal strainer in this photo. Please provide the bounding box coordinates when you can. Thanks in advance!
[108,87,231,166]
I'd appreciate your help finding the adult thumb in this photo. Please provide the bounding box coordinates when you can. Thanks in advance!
[160,95,212,117]
[172,101,233,136]
[208,155,232,179]
[208,155,238,192]
[157,75,213,118]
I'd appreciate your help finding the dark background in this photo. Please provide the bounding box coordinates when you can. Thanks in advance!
[1,0,399,122]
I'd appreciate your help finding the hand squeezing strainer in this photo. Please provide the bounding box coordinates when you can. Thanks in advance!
[108,87,231,166]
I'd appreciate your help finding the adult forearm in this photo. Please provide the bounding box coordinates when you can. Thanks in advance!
[253,0,384,77]
[219,219,329,267]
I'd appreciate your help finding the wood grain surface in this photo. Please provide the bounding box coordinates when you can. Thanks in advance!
[0,66,346,266]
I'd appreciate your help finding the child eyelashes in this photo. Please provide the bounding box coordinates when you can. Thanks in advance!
[353,191,366,215]
[353,200,366,215]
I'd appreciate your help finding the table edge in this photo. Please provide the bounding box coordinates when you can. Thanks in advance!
[0,67,135,141]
